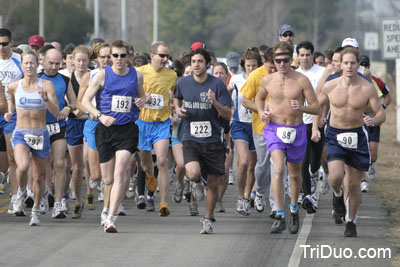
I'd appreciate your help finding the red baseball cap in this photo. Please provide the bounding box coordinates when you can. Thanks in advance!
[191,41,206,51]
[29,35,45,48]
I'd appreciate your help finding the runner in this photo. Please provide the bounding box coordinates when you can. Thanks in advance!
[174,48,233,234]
[318,47,385,237]
[136,42,177,217]
[7,51,59,225]
[255,42,320,234]
[82,40,145,232]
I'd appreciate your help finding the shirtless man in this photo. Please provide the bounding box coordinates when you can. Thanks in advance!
[255,42,320,234]
[318,47,385,237]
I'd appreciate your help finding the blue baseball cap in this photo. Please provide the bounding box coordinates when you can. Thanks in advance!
[279,24,294,35]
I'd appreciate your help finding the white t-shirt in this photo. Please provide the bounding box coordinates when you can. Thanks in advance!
[229,73,252,123]
[296,64,325,124]
[0,52,24,100]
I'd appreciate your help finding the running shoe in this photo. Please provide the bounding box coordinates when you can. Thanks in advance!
[270,215,286,234]
[159,202,170,217]
[188,202,199,216]
[136,195,146,209]
[7,195,16,215]
[89,177,100,189]
[86,194,96,210]
[183,177,190,201]
[97,180,103,192]
[29,207,41,226]
[61,197,69,213]
[173,182,184,203]
[332,210,344,224]
[100,209,108,226]
[40,195,49,214]
[52,202,66,219]
[310,172,318,195]
[71,203,83,219]
[145,173,157,192]
[269,209,277,219]
[236,198,245,215]
[254,193,266,212]
[126,177,136,199]
[344,221,357,237]
[104,215,118,233]
[0,172,5,194]
[214,198,225,213]
[228,170,235,185]
[200,217,213,234]
[320,175,330,195]
[288,211,299,234]
[332,191,346,218]
[242,198,251,216]
[48,193,54,208]
[297,192,304,205]
[361,180,369,193]
[367,163,376,180]
[97,192,104,202]
[117,203,126,216]
[302,194,318,214]
[191,180,204,201]
[25,189,34,209]
[14,188,26,216]
[69,188,76,200]
[146,196,155,212]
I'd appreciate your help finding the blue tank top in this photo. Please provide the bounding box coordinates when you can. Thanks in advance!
[40,72,69,126]
[15,79,47,110]
[96,65,140,125]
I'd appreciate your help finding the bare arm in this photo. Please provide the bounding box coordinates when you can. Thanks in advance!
[43,80,59,117]
[255,77,269,122]
[364,85,386,126]
[242,97,258,112]
[4,83,16,121]
[297,77,320,115]
[0,82,7,114]
[76,72,90,114]
[207,89,232,120]
[134,71,146,108]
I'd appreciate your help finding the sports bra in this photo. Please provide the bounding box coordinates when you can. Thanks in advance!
[15,79,47,110]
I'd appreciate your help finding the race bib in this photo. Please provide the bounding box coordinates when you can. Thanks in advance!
[111,95,132,113]
[239,105,252,122]
[46,122,60,136]
[24,134,44,150]
[276,127,297,144]
[144,94,164,110]
[190,121,212,138]
[337,132,358,149]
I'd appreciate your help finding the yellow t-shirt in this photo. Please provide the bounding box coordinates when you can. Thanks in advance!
[240,65,269,135]
[372,79,383,98]
[136,64,178,122]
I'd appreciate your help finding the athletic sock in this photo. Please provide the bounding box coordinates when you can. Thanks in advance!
[277,209,285,218]
[290,204,298,213]
[333,188,343,197]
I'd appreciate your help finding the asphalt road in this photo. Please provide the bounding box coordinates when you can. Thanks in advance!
[0,177,396,267]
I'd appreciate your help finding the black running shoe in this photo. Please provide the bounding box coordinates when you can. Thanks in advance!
[25,196,34,209]
[270,215,286,234]
[344,221,357,237]
[288,212,299,234]
[332,191,346,218]
[332,210,344,224]
[269,210,277,219]
[48,193,55,208]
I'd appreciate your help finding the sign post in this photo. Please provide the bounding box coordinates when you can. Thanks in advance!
[382,19,400,143]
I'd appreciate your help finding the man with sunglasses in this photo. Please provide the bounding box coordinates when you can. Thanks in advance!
[278,24,297,56]
[0,28,24,213]
[255,42,320,234]
[136,42,177,217]
[83,40,146,232]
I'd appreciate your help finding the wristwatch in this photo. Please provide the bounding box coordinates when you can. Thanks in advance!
[97,112,102,119]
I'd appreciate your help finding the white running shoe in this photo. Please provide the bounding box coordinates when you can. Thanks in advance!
[117,203,126,216]
[0,172,5,194]
[361,180,369,193]
[52,202,66,219]
[13,188,26,216]
[104,215,118,233]
[40,189,50,214]
[320,178,330,195]
[69,188,76,200]
[61,198,69,213]
[98,192,104,202]
[126,177,136,199]
[89,177,100,189]
[254,193,266,212]
[7,195,16,214]
[302,194,318,214]
[200,217,213,234]
[29,207,41,226]
[367,164,376,180]
[100,209,108,226]
[236,198,245,214]
[191,180,204,201]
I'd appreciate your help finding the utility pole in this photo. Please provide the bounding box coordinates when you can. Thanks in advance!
[121,0,127,41]
[39,0,45,37]
[94,0,100,37]
[153,0,158,43]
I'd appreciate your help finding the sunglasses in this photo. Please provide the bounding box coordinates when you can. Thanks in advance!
[282,32,294,37]
[98,54,111,59]
[0,41,10,47]
[112,53,127,58]
[274,57,291,64]
[360,62,369,67]
[158,53,169,59]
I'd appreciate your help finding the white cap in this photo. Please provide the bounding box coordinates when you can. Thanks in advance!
[341,38,359,48]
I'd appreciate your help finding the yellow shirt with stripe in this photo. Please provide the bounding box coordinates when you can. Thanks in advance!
[240,65,270,135]
[136,64,178,122]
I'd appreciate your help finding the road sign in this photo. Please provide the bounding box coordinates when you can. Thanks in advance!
[364,32,379,51]
[382,19,400,59]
